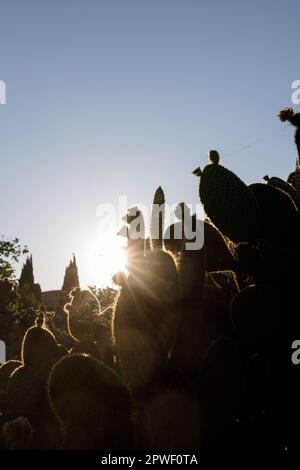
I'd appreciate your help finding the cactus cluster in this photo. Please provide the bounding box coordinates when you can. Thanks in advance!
[1,107,300,450]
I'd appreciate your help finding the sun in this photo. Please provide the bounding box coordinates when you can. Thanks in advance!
[81,234,127,288]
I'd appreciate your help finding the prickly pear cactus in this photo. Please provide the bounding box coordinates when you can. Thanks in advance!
[263,175,298,207]
[249,183,300,243]
[193,154,261,242]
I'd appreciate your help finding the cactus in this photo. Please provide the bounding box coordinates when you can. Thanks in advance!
[164,202,192,256]
[2,416,33,450]
[230,284,280,351]
[194,152,261,242]
[204,220,237,272]
[118,207,145,278]
[287,171,296,187]
[47,354,132,449]
[64,288,113,364]
[278,108,300,209]
[249,183,300,243]
[112,250,181,397]
[0,360,22,391]
[263,175,298,207]
[208,149,220,165]
[21,313,61,367]
[64,287,101,343]
[278,107,300,156]
[150,186,165,251]
[164,222,185,253]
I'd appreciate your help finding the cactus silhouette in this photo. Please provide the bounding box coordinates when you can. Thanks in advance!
[21,312,61,367]
[2,416,33,450]
[263,175,298,207]
[4,314,63,449]
[278,108,300,209]
[48,354,133,449]
[112,250,180,401]
[194,152,261,242]
[118,207,145,278]
[249,183,300,244]
[0,360,22,392]
[64,287,113,365]
[150,186,165,251]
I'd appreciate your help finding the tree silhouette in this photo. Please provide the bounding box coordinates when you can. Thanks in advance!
[62,254,80,293]
[19,255,41,308]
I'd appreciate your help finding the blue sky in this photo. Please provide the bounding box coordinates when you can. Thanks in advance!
[0,0,299,290]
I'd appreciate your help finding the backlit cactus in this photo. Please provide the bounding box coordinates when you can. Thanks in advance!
[194,153,261,242]
[263,175,298,207]
[150,186,165,251]
[47,354,133,449]
[2,416,33,450]
[249,183,300,243]
[21,313,61,367]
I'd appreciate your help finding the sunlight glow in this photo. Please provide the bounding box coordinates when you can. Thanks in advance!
[81,233,127,289]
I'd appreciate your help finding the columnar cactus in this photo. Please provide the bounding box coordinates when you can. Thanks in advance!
[150,186,165,251]
[118,207,145,278]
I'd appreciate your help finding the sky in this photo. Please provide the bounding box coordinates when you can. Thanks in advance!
[0,0,299,290]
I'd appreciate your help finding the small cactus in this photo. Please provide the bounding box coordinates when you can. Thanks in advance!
[2,416,33,450]
[21,316,60,367]
[208,149,220,164]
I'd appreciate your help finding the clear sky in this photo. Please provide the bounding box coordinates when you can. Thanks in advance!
[0,0,299,290]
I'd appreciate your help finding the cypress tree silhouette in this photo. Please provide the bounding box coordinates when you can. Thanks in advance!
[19,255,34,287]
[19,255,41,308]
[62,254,80,293]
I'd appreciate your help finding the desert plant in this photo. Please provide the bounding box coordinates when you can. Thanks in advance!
[2,416,33,449]
[47,354,133,449]
[249,183,300,243]
[193,152,261,242]
[150,186,165,251]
